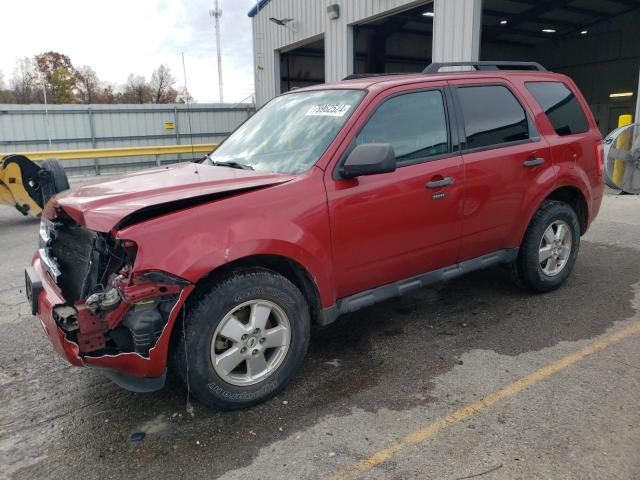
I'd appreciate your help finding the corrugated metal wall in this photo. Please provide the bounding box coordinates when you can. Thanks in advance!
[252,0,483,106]
[252,0,430,105]
[0,103,254,173]
[432,0,481,63]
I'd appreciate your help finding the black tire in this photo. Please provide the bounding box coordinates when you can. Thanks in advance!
[515,200,581,293]
[41,159,70,193]
[174,269,311,409]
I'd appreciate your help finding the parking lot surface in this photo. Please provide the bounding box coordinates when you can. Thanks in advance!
[1,178,639,480]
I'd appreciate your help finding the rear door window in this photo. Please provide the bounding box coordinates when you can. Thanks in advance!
[356,90,449,164]
[525,81,589,136]
[457,85,530,150]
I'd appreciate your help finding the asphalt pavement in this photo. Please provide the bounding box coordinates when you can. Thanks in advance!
[1,177,639,480]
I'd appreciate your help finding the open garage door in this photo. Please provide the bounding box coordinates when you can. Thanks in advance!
[480,0,640,135]
[279,36,325,94]
[353,2,433,75]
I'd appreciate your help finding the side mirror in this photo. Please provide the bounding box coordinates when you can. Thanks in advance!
[341,143,396,179]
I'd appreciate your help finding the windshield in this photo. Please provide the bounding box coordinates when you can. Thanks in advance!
[207,89,365,174]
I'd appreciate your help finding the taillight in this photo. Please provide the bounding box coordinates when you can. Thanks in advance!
[595,140,604,176]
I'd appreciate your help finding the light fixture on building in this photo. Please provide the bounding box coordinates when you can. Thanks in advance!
[542,28,556,33]
[610,92,634,98]
[580,29,588,35]
[500,19,508,25]
[422,11,434,17]
[327,4,340,20]
[269,17,293,27]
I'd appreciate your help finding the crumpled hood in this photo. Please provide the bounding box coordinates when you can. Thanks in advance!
[50,162,295,232]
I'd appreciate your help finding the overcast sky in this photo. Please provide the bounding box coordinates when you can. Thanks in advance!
[0,0,257,103]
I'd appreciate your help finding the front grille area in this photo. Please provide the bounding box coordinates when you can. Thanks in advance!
[47,223,98,301]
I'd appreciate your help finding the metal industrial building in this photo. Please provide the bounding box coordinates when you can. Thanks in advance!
[249,0,640,134]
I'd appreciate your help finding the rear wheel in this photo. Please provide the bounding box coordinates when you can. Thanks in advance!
[516,200,580,292]
[175,270,310,409]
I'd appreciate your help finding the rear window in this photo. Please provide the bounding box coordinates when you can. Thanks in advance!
[525,82,589,136]
[457,85,530,150]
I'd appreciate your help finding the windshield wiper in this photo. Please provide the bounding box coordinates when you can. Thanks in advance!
[204,154,254,170]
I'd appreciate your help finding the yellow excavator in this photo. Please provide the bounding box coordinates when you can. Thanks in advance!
[0,154,70,217]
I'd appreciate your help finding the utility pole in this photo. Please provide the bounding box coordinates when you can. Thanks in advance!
[210,1,224,103]
[40,76,52,147]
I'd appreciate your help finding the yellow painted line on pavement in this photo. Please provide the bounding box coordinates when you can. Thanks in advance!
[326,321,640,480]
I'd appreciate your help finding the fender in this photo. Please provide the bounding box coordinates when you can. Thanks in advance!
[116,170,336,308]
[507,164,592,247]
[187,237,335,307]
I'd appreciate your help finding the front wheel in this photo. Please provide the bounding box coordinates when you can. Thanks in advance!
[515,200,581,293]
[174,270,310,409]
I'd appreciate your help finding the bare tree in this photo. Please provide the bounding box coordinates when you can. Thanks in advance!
[0,70,10,103]
[10,57,40,103]
[75,65,101,104]
[150,65,178,103]
[176,87,195,104]
[97,84,117,104]
[119,74,152,104]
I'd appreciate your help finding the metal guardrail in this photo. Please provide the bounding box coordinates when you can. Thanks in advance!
[1,144,217,161]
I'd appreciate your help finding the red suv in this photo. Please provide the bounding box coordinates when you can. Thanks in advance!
[26,62,604,409]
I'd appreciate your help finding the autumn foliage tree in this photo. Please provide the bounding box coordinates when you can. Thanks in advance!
[35,51,77,103]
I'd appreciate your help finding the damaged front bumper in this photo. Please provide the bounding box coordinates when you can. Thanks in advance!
[28,255,194,392]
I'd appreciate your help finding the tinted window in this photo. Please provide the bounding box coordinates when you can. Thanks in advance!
[526,82,589,136]
[458,85,530,149]
[356,90,448,163]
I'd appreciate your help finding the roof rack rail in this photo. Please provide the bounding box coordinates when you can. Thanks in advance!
[423,61,547,73]
[342,73,410,80]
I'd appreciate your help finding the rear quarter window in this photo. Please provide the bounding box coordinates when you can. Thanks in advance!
[525,82,589,136]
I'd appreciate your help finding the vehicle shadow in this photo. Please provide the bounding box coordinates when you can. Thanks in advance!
[8,242,637,480]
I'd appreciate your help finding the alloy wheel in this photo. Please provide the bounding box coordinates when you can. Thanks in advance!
[538,220,573,277]
[211,299,291,386]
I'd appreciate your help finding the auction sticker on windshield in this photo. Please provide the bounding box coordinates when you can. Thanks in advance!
[306,104,352,117]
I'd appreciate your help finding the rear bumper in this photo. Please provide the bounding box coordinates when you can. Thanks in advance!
[587,183,605,231]
[29,255,191,390]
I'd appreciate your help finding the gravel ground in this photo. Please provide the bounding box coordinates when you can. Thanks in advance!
[1,178,639,480]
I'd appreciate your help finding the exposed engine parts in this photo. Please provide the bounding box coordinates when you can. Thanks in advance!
[44,214,189,357]
[121,300,172,355]
[67,277,183,356]
[85,287,121,312]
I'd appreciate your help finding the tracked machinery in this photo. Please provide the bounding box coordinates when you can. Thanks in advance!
[0,155,70,217]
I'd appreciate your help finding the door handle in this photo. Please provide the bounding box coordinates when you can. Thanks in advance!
[523,157,545,168]
[426,177,454,189]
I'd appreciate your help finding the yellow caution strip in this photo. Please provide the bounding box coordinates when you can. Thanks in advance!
[326,320,640,480]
